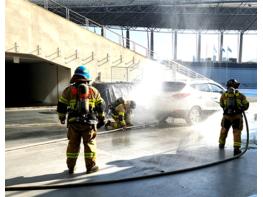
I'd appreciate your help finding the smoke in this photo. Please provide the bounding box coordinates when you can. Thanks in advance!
[128,61,172,124]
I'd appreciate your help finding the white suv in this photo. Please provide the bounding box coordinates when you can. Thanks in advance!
[151,80,226,125]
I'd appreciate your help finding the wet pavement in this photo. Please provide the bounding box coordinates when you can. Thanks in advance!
[5,104,257,197]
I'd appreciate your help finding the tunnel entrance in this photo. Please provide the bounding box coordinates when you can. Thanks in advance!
[5,53,71,107]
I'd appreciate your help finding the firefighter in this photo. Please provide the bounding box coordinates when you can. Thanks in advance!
[57,65,105,174]
[105,98,136,130]
[218,79,249,156]
[108,97,125,113]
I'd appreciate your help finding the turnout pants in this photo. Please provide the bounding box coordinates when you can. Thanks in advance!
[66,123,97,170]
[105,115,123,130]
[108,113,132,129]
[219,114,243,149]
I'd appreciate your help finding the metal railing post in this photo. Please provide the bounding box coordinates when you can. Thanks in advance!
[66,8,70,20]
[44,0,48,9]
[57,48,60,57]
[37,45,40,55]
[14,42,18,53]
[75,49,78,59]
[85,18,89,27]
[101,26,105,37]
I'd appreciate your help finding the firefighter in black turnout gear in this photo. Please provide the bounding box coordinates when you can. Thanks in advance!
[57,65,105,174]
[219,79,249,156]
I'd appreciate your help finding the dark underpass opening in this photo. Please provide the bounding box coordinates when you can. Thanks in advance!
[5,54,70,107]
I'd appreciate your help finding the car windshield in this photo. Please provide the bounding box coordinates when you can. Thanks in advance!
[161,82,186,92]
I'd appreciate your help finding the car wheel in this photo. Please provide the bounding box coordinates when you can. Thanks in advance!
[186,106,202,125]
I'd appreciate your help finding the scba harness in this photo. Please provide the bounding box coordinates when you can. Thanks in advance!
[223,88,243,115]
[68,83,98,125]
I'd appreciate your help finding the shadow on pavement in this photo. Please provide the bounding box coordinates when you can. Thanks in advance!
[6,147,232,187]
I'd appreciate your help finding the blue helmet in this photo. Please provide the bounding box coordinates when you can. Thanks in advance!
[74,65,91,81]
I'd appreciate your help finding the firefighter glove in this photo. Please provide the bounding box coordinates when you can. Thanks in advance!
[59,115,66,124]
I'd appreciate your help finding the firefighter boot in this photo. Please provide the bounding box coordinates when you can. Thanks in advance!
[68,167,75,174]
[86,165,99,174]
[219,144,225,149]
[234,148,242,156]
[105,120,112,130]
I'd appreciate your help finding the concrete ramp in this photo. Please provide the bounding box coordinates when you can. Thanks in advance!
[5,0,154,81]
[5,0,219,107]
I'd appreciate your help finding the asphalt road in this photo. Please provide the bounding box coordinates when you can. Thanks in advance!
[5,106,257,197]
[5,102,257,149]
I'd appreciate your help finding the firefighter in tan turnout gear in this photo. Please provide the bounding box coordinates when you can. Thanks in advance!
[105,97,136,130]
[57,65,105,174]
[219,79,249,156]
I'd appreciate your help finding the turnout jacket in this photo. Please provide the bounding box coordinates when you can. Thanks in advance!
[57,83,104,123]
[220,89,249,115]
[114,101,134,126]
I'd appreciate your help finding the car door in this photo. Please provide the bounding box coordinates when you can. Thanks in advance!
[190,83,215,110]
[208,83,225,110]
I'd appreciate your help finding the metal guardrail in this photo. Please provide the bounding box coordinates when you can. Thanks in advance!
[29,0,208,81]
[32,0,148,57]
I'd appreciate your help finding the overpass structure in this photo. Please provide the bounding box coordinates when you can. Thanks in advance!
[32,0,257,62]
[5,0,208,106]
[5,0,257,106]
[32,0,257,31]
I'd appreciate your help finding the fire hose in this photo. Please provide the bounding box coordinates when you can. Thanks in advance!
[5,112,249,191]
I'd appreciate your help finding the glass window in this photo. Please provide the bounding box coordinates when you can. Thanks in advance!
[162,82,186,92]
[191,83,210,92]
[209,84,224,93]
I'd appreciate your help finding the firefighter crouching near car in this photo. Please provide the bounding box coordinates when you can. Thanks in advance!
[105,98,136,130]
[57,65,105,174]
[218,79,249,156]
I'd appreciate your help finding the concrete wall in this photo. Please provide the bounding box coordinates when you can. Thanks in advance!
[5,0,146,82]
[5,0,159,106]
